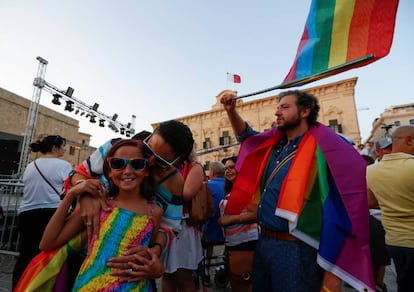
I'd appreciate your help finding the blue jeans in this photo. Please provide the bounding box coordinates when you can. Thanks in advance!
[387,245,414,292]
[252,236,323,292]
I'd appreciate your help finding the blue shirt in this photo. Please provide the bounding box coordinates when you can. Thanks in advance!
[203,176,225,242]
[238,123,304,232]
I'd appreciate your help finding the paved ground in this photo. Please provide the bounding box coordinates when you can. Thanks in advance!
[1,252,397,292]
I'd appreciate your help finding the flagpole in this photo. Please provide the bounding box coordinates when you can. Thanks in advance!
[226,72,229,89]
[234,55,374,100]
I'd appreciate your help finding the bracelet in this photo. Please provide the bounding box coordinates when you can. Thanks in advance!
[322,284,332,292]
[75,179,86,185]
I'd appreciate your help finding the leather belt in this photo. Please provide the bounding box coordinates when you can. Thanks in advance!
[260,226,298,241]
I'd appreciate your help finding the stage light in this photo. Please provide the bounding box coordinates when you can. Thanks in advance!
[64,101,74,112]
[65,87,74,97]
[80,111,85,116]
[120,128,125,135]
[126,122,131,129]
[108,123,119,133]
[99,119,105,127]
[89,115,96,123]
[126,131,131,137]
[92,103,99,111]
[112,114,118,121]
[52,94,62,105]
[74,108,80,114]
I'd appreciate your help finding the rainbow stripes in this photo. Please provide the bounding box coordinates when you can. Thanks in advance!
[72,206,154,291]
[282,0,399,87]
[15,232,87,292]
[225,124,375,291]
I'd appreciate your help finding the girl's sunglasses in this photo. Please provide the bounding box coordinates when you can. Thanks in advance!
[107,157,147,171]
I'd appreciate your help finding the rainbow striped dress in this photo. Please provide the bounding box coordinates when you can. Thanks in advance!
[71,201,154,291]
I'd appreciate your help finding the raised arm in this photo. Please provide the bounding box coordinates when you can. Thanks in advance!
[220,90,247,136]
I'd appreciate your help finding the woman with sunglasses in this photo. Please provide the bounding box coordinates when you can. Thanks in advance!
[39,139,164,291]
[12,135,72,289]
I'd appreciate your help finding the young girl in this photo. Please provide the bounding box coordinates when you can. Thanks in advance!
[40,139,163,291]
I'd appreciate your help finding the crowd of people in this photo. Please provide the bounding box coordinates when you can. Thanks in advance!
[11,89,414,292]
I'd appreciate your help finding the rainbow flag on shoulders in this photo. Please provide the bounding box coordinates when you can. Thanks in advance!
[225,124,375,291]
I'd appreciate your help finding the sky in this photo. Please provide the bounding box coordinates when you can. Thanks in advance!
[1,1,413,148]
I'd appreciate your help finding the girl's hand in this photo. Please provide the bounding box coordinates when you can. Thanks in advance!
[76,180,109,238]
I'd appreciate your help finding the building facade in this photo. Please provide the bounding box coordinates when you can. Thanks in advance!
[0,87,96,175]
[368,103,414,142]
[153,77,362,171]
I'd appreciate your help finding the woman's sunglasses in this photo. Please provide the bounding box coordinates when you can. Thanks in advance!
[143,134,181,169]
[107,157,147,171]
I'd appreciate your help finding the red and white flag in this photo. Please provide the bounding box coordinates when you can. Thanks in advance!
[227,72,241,83]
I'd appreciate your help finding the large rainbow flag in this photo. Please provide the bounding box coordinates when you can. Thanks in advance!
[224,123,375,291]
[281,0,399,88]
[15,232,87,292]
[235,0,399,99]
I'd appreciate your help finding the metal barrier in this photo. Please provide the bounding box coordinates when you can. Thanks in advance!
[0,179,23,256]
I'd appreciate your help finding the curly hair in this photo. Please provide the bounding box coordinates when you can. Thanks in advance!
[278,90,320,125]
[103,139,157,199]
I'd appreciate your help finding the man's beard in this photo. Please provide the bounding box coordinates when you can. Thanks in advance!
[276,114,301,131]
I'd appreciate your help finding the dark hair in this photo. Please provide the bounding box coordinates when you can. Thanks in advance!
[103,139,157,199]
[278,90,320,125]
[361,154,375,166]
[221,155,237,165]
[154,120,194,165]
[131,130,152,141]
[222,156,238,194]
[30,135,66,154]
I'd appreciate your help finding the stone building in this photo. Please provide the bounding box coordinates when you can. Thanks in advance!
[153,77,362,171]
[367,103,414,142]
[0,87,96,175]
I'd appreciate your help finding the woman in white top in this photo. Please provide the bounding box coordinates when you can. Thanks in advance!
[12,135,72,289]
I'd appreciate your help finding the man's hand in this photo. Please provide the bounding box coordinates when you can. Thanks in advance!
[220,91,238,112]
[108,246,165,281]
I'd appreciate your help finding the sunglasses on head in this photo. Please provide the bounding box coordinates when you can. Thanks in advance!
[143,134,181,169]
[107,157,147,171]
